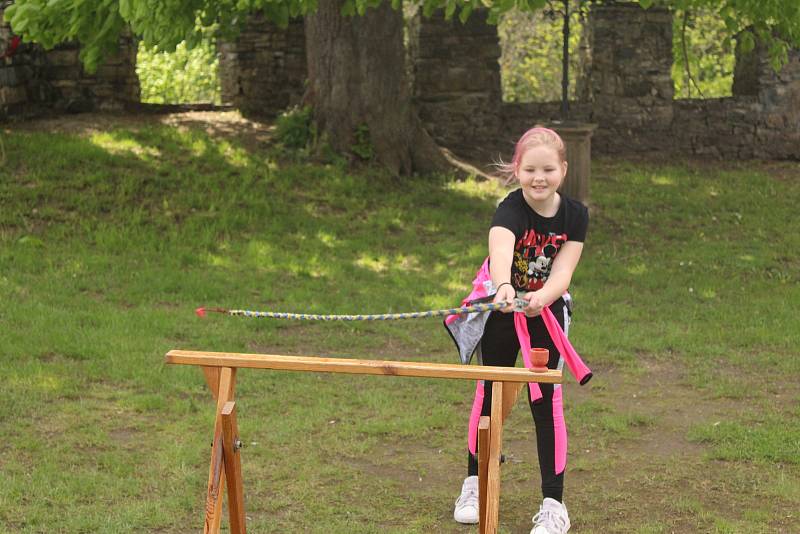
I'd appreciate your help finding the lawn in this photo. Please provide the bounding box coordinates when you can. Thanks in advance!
[1,112,798,533]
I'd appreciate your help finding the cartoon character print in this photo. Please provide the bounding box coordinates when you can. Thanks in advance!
[511,229,567,290]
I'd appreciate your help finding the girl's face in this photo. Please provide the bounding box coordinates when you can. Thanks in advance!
[515,144,567,204]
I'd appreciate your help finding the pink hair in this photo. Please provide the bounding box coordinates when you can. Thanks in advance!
[496,126,567,184]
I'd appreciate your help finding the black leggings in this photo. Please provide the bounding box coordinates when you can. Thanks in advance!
[466,300,568,502]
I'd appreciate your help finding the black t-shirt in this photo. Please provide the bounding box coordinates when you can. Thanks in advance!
[491,189,589,291]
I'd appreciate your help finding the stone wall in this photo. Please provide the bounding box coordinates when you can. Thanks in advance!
[1,23,50,116]
[218,14,306,117]
[410,9,504,159]
[495,2,799,161]
[585,3,799,160]
[409,2,800,163]
[578,3,675,154]
[1,10,139,118]
[495,3,675,158]
[670,46,800,160]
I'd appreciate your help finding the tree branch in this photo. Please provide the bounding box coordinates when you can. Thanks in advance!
[681,10,705,99]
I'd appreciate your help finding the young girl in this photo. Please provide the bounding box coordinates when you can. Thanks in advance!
[450,127,588,534]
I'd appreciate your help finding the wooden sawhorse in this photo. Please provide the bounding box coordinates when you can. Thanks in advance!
[165,349,562,534]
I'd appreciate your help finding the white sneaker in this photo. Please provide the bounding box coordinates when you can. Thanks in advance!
[453,475,479,524]
[531,497,571,534]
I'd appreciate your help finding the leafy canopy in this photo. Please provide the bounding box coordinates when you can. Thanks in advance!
[4,0,800,73]
[643,0,800,71]
[499,2,585,103]
[672,7,735,99]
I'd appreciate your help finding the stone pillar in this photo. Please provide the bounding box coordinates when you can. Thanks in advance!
[553,124,597,203]
[733,34,800,158]
[732,32,760,97]
[410,9,503,160]
[218,14,306,117]
[583,2,674,153]
[1,10,49,116]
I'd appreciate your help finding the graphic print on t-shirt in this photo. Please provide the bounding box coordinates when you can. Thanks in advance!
[512,229,568,290]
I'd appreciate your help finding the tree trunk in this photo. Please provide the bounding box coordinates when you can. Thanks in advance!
[304,0,449,176]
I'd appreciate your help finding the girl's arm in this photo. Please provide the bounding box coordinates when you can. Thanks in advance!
[522,240,584,316]
[488,226,517,312]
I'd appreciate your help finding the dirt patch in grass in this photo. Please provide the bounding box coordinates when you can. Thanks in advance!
[9,110,276,154]
[11,111,799,186]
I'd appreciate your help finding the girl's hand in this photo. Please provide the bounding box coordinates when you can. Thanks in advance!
[521,290,546,317]
[493,283,517,313]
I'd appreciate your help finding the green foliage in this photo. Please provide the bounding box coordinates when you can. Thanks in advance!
[657,0,800,72]
[136,36,221,104]
[275,105,316,149]
[6,0,800,76]
[351,123,374,160]
[498,2,585,103]
[672,9,734,99]
[4,0,126,71]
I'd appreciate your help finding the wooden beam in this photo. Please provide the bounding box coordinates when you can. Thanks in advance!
[165,350,562,384]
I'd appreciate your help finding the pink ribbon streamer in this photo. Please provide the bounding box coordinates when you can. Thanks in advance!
[540,307,593,385]
[512,305,592,392]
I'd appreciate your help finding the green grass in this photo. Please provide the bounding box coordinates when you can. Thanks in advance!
[689,416,800,464]
[1,119,799,533]
[567,399,653,438]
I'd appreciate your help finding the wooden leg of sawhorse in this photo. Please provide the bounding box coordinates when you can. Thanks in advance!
[482,381,504,534]
[204,367,239,534]
[479,381,524,534]
[478,416,490,532]
[221,401,246,534]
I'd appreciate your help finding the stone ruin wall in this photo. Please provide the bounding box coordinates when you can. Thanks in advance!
[0,8,139,118]
[411,4,799,162]
[499,3,800,161]
[675,40,800,160]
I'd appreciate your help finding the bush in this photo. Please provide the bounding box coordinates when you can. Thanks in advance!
[275,106,315,150]
[137,37,221,104]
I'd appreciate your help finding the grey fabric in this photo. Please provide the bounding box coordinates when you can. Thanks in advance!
[445,310,492,365]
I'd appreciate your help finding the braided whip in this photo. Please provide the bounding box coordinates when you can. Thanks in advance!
[196,301,514,321]
[195,299,593,385]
